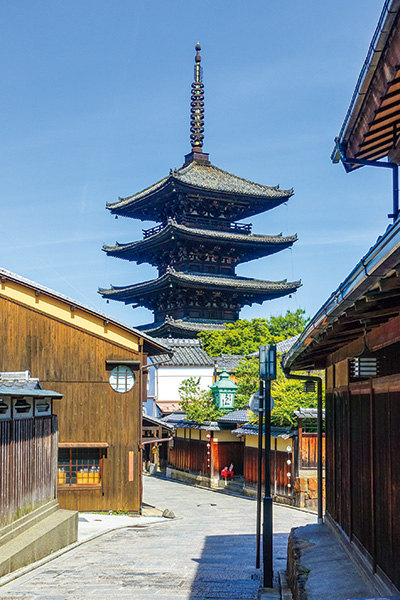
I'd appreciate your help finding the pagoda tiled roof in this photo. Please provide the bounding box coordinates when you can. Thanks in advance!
[103,219,297,263]
[137,317,226,338]
[99,268,301,301]
[107,159,292,215]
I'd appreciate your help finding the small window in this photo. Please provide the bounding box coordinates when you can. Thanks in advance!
[0,397,11,419]
[109,365,135,393]
[13,397,33,419]
[58,448,103,487]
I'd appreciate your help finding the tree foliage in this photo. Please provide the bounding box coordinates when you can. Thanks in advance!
[233,356,322,427]
[198,310,308,357]
[178,377,223,423]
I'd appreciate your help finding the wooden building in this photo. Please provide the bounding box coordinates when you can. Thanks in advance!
[101,44,299,339]
[0,268,168,514]
[284,2,400,592]
[166,410,297,501]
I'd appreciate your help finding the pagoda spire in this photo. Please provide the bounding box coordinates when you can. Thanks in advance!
[190,43,204,151]
[185,44,209,164]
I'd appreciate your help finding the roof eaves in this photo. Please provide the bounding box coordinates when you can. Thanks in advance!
[0,268,169,357]
[283,219,400,371]
[335,0,400,154]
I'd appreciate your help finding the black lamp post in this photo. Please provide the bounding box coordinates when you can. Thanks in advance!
[259,344,276,589]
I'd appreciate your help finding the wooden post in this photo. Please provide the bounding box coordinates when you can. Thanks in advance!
[298,418,303,472]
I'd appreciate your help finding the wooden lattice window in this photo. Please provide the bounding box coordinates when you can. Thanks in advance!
[58,447,103,487]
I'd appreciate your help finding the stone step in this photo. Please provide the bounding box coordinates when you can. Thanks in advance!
[0,505,78,578]
[0,500,59,546]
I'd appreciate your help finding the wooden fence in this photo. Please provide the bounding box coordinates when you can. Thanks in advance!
[168,437,208,475]
[244,446,292,497]
[298,433,326,470]
[326,384,400,591]
[0,416,58,527]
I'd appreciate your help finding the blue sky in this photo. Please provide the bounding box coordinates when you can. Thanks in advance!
[0,1,390,328]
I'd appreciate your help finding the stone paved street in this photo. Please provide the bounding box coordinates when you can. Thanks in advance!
[0,477,315,599]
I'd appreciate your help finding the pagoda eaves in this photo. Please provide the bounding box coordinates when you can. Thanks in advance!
[137,317,227,339]
[103,219,297,269]
[99,268,301,311]
[107,160,293,223]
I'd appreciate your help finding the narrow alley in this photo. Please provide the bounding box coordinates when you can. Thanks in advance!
[0,477,315,599]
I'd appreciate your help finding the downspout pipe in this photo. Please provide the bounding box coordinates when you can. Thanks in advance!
[281,363,324,525]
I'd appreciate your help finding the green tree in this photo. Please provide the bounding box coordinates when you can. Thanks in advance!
[233,356,322,427]
[198,310,308,357]
[178,377,223,423]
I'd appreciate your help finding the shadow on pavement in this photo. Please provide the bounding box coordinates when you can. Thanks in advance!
[188,532,289,599]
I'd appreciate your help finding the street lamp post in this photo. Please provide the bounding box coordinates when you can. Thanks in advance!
[259,345,276,589]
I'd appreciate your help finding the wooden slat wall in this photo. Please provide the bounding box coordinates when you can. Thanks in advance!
[0,295,142,514]
[212,442,244,475]
[243,446,292,497]
[0,415,57,527]
[169,437,208,474]
[299,434,326,469]
[327,362,400,589]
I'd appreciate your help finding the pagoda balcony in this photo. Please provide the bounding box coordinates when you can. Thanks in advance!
[142,216,252,239]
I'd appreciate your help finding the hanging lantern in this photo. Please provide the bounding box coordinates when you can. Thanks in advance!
[350,323,379,379]
[349,340,379,379]
[209,371,238,412]
[303,380,316,393]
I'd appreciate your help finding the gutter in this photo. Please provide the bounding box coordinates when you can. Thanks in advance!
[283,218,400,370]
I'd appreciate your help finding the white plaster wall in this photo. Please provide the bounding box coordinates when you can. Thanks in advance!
[156,366,214,402]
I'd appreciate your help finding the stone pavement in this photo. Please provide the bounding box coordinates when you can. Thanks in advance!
[0,476,316,599]
[287,523,383,600]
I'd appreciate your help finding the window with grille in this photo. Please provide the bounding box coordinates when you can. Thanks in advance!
[58,448,102,486]
[109,365,135,393]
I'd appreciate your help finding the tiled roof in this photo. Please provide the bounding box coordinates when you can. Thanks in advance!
[218,408,251,425]
[150,338,214,367]
[100,268,301,296]
[103,220,297,255]
[249,335,301,359]
[276,335,300,353]
[172,419,221,431]
[159,410,187,425]
[232,424,295,439]
[174,162,292,198]
[143,414,174,431]
[0,371,62,398]
[139,318,226,337]
[294,408,326,419]
[0,268,169,356]
[215,354,245,371]
[108,161,292,210]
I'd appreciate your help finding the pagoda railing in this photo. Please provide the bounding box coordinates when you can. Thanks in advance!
[142,217,252,239]
[180,215,252,233]
[143,224,164,238]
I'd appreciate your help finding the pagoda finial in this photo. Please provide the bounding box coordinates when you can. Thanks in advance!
[190,43,205,151]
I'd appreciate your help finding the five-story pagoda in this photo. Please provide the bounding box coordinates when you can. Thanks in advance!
[100,44,300,338]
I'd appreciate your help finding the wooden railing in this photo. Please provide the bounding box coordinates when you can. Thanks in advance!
[142,217,252,238]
